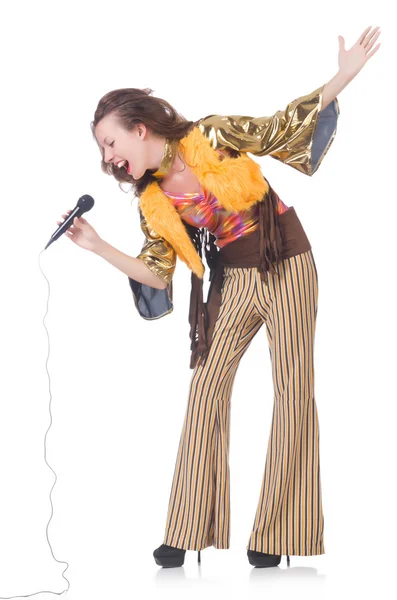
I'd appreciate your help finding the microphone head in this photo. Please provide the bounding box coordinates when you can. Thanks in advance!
[77,195,95,213]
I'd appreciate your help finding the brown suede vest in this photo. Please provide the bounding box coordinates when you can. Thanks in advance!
[186,184,311,369]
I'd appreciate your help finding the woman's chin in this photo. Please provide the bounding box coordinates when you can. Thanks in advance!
[132,167,146,179]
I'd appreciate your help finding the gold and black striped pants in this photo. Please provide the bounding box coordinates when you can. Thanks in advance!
[162,249,324,556]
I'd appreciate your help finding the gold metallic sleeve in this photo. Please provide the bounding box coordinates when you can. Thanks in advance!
[197,83,340,176]
[136,213,177,284]
[128,210,176,320]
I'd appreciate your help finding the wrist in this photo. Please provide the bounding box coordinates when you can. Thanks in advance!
[92,238,109,256]
[337,68,356,84]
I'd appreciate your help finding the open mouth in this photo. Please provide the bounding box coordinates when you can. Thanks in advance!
[116,159,130,173]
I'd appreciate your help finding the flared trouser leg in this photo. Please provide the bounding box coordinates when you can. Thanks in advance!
[163,249,325,555]
[163,266,263,550]
[246,249,324,556]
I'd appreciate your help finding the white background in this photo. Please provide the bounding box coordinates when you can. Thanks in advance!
[0,1,395,599]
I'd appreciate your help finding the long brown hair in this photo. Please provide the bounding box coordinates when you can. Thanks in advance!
[90,87,197,197]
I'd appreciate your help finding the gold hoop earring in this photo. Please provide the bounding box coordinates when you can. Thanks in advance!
[152,138,178,179]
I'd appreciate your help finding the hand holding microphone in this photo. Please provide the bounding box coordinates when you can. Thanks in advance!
[45,194,101,252]
[56,210,103,253]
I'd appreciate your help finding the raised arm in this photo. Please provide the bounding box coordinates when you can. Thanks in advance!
[197,84,339,177]
[198,26,381,177]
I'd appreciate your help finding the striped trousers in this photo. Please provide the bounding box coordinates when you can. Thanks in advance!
[162,249,324,556]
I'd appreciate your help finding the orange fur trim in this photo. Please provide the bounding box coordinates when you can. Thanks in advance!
[139,180,205,278]
[179,126,268,211]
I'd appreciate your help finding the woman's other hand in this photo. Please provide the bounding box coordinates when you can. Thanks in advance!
[338,25,381,80]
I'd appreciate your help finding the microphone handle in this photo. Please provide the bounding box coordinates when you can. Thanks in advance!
[44,206,84,250]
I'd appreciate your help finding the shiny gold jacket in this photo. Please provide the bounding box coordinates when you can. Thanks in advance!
[128,83,340,320]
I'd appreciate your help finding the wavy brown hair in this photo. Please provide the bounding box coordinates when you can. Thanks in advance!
[90,87,198,197]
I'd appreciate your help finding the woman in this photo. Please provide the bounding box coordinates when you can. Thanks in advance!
[58,26,380,568]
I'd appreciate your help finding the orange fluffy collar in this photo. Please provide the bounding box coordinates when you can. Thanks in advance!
[138,125,269,278]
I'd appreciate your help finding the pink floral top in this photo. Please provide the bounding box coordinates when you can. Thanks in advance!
[163,157,289,248]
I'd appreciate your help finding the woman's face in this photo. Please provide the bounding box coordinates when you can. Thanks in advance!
[94,113,162,180]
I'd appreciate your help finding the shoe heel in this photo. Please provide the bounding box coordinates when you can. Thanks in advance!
[198,550,201,564]
[287,555,290,566]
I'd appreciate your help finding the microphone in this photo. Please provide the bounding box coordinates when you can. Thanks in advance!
[44,194,95,250]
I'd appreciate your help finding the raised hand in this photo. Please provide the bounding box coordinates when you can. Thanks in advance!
[338,25,381,79]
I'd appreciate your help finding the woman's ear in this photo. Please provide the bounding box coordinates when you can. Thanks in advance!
[136,123,147,139]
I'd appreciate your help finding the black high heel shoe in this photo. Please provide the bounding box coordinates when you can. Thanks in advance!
[247,549,291,567]
[153,543,201,568]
